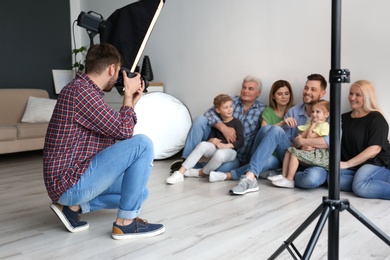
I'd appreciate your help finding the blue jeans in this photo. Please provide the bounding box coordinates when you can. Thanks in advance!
[182,115,240,172]
[231,125,329,188]
[231,125,288,179]
[58,135,154,219]
[340,164,390,200]
[295,166,328,189]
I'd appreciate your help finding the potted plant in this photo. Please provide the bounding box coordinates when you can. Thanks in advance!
[71,45,88,72]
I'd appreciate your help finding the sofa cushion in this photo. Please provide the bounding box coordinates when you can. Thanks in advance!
[17,123,49,139]
[0,126,17,141]
[0,89,49,125]
[21,96,57,123]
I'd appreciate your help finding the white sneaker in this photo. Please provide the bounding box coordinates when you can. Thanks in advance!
[166,171,184,184]
[267,174,283,182]
[209,171,227,182]
[184,168,201,178]
[272,177,294,188]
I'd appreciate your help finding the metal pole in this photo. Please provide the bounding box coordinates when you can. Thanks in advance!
[328,0,342,258]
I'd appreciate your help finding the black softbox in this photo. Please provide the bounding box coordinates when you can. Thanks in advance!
[100,0,165,72]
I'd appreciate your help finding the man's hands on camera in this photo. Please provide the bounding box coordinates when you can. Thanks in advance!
[122,71,144,108]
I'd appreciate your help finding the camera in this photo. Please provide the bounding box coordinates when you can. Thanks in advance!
[115,67,149,95]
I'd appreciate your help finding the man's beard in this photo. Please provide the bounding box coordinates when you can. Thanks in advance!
[303,96,315,105]
[104,77,117,92]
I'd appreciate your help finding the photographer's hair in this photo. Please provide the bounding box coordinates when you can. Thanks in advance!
[351,80,382,114]
[214,94,233,108]
[85,43,122,75]
[311,99,330,116]
[307,74,327,90]
[269,80,294,116]
[243,75,262,92]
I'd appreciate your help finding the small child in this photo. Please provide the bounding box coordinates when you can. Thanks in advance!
[166,94,244,184]
[269,99,330,188]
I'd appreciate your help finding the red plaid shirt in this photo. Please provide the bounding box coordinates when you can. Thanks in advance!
[43,71,137,202]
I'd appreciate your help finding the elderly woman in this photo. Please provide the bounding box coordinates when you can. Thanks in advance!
[340,80,390,200]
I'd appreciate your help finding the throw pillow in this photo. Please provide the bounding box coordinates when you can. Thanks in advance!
[21,96,57,123]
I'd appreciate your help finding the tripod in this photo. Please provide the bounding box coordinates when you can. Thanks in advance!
[268,1,390,259]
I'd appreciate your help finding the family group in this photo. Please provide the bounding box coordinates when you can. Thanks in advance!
[167,74,390,201]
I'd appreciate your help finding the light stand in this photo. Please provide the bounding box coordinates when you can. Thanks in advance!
[268,0,390,259]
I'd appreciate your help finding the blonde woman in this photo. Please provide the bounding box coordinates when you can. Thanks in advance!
[340,80,390,200]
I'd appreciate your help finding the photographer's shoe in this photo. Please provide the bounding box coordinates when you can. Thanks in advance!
[112,218,165,240]
[50,203,89,233]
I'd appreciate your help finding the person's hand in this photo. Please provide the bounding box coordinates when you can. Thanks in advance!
[340,161,349,169]
[132,77,145,106]
[123,72,143,107]
[221,126,236,143]
[283,117,297,128]
[293,134,304,147]
[209,138,222,147]
[217,143,230,149]
[301,145,314,151]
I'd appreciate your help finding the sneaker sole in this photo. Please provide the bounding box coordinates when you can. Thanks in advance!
[166,180,183,185]
[272,183,294,188]
[229,186,259,195]
[267,176,283,182]
[50,203,89,233]
[112,226,166,240]
[209,177,225,183]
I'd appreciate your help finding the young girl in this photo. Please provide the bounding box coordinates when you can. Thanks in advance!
[269,99,330,188]
[166,94,244,184]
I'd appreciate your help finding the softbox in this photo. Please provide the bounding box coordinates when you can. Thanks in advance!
[100,0,165,73]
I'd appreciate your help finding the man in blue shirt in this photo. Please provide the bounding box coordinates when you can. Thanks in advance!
[227,74,329,195]
[170,75,266,174]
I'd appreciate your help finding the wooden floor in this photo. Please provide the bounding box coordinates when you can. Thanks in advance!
[0,151,389,260]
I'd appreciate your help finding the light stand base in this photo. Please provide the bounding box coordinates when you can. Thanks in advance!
[268,196,390,260]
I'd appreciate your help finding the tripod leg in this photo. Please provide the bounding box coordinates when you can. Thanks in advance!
[302,205,331,260]
[347,204,390,246]
[268,204,324,260]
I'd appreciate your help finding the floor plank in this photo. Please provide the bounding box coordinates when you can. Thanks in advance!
[0,151,389,259]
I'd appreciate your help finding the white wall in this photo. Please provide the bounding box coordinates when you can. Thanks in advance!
[73,0,390,120]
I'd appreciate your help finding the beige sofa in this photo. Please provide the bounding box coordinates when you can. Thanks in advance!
[0,89,51,154]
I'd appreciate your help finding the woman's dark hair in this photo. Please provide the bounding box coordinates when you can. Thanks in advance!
[269,80,294,117]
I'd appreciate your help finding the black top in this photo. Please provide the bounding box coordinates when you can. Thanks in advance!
[209,118,244,150]
[341,111,390,169]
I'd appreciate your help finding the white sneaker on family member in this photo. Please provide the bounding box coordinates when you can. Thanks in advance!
[267,174,283,182]
[272,177,294,188]
[209,171,227,182]
[184,168,201,178]
[166,171,184,184]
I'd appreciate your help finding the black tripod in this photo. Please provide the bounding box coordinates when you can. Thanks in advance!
[268,1,390,259]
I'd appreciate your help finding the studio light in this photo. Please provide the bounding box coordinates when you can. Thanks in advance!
[77,11,106,45]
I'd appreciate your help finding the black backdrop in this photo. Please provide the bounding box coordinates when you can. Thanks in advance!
[0,0,71,98]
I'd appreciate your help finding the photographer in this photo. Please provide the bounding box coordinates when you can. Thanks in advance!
[43,43,165,239]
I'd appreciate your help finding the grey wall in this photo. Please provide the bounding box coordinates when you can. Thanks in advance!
[77,0,390,122]
[0,0,71,98]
